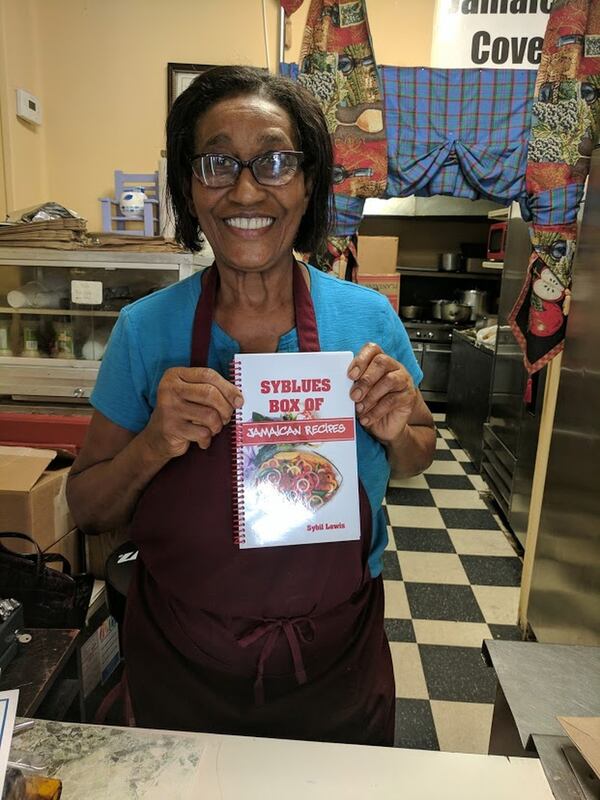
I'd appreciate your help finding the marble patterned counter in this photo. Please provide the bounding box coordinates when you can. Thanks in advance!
[10,717,556,800]
[11,718,203,799]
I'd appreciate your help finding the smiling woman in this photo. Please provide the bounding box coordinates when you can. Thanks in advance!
[66,66,436,746]
[188,94,312,283]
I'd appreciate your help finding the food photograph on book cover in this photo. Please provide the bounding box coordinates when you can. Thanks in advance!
[233,352,361,549]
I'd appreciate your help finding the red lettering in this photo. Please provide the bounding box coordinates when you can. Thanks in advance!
[305,397,325,412]
[261,377,332,394]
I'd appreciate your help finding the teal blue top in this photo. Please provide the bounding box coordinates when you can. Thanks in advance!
[90,264,423,577]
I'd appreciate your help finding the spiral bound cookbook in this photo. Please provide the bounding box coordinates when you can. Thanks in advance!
[231,351,361,549]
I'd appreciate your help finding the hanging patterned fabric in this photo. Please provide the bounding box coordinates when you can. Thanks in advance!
[280,0,386,270]
[509,0,600,397]
[297,0,387,199]
[280,59,366,269]
[381,67,536,203]
[280,0,304,15]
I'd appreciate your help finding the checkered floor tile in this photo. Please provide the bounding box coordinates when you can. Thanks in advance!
[386,412,523,754]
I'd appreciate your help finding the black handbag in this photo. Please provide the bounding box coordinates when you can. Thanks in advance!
[0,532,94,629]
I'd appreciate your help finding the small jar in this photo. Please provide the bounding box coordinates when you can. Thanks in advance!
[53,318,75,359]
[21,318,41,357]
[0,318,11,356]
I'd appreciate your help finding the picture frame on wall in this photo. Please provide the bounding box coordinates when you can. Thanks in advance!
[167,63,214,109]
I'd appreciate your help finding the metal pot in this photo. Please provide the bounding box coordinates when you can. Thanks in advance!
[440,301,472,323]
[430,299,447,320]
[439,252,463,272]
[456,289,488,322]
[400,305,425,320]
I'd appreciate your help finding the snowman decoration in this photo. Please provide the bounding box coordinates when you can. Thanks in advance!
[529,266,569,337]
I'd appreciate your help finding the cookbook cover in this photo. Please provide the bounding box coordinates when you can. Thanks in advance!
[231,351,360,549]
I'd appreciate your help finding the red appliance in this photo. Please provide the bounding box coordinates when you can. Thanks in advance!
[487,221,508,262]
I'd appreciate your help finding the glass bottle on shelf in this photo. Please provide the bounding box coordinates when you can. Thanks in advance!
[0,318,11,356]
[21,317,41,358]
[9,314,22,356]
[52,317,76,359]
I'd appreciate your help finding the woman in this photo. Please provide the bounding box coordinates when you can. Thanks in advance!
[67,66,435,746]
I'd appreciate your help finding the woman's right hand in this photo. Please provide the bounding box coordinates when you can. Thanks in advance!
[143,366,244,460]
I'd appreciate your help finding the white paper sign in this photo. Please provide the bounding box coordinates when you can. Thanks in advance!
[71,280,103,305]
[0,690,18,793]
[431,0,552,70]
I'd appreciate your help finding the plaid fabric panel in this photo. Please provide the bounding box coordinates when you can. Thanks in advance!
[519,183,586,225]
[381,67,537,204]
[280,62,299,80]
[330,193,366,237]
[281,63,536,205]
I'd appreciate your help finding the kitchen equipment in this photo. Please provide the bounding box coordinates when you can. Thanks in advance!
[438,252,463,272]
[456,289,489,322]
[400,305,424,320]
[430,299,448,320]
[404,320,456,401]
[465,257,485,273]
[487,220,508,261]
[439,301,471,323]
[526,147,600,645]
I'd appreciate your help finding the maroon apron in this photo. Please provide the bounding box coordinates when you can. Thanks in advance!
[124,262,395,746]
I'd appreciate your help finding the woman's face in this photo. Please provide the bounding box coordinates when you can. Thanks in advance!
[190,93,312,276]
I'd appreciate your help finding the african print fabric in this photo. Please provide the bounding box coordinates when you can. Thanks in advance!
[297,0,388,199]
[509,0,600,392]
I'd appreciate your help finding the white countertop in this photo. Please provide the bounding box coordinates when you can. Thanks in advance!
[13,718,555,800]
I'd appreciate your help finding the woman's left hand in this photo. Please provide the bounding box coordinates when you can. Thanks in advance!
[348,343,417,445]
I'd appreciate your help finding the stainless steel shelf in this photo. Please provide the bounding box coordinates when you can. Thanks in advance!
[397,269,501,280]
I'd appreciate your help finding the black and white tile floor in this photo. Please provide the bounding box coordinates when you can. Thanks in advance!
[385,412,524,754]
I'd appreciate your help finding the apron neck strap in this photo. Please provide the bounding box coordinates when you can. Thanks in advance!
[190,260,320,367]
[293,259,320,353]
[190,265,218,367]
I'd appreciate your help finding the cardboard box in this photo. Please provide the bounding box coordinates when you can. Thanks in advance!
[0,445,73,550]
[356,274,400,313]
[357,235,399,275]
[80,615,121,698]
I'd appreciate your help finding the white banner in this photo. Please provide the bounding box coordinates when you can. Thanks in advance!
[431,0,552,70]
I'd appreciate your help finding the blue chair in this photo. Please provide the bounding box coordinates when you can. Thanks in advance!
[99,170,159,236]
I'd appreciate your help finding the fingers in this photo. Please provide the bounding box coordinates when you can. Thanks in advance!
[177,367,243,422]
[360,387,414,428]
[176,380,239,425]
[150,367,243,457]
[180,400,227,436]
[348,343,383,382]
[355,368,413,418]
[348,343,416,429]
[349,346,398,406]
[179,421,213,450]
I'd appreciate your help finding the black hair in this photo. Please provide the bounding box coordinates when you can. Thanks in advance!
[166,65,333,255]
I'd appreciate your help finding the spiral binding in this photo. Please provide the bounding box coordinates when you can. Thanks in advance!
[230,357,246,546]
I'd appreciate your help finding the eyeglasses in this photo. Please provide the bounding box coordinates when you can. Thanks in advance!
[190,150,305,188]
